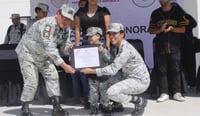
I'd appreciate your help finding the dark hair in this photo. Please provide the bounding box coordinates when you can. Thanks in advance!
[78,0,88,8]
[35,7,42,13]
[97,33,103,38]
[120,31,125,38]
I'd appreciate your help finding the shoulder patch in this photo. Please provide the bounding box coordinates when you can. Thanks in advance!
[42,25,52,39]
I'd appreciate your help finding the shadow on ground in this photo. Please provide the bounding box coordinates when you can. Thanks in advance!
[2,105,134,116]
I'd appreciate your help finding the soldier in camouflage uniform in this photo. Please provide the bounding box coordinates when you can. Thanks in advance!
[26,3,49,31]
[81,23,150,116]
[15,4,75,116]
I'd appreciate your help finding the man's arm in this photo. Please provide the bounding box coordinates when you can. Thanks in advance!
[149,23,167,34]
[60,62,75,74]
[169,26,185,33]
[149,27,163,34]
[4,34,9,44]
[149,24,185,34]
[4,26,12,44]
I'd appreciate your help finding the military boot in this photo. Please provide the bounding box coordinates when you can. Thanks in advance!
[21,102,32,116]
[111,101,124,112]
[101,105,112,116]
[51,96,69,116]
[83,97,90,109]
[131,96,147,116]
[90,105,99,115]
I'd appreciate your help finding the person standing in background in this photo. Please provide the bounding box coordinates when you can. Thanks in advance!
[148,0,187,102]
[26,3,49,31]
[4,13,26,44]
[74,0,111,48]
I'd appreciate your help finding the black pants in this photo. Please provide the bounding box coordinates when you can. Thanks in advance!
[156,52,181,94]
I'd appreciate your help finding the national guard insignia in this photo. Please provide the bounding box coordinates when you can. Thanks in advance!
[43,25,52,39]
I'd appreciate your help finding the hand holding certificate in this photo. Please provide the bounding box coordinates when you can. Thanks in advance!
[70,45,103,70]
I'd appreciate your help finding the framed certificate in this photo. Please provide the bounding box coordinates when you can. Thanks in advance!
[70,45,103,70]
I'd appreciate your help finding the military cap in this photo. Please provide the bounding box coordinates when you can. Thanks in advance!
[85,27,103,37]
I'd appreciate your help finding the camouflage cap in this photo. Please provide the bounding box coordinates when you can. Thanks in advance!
[85,27,103,37]
[107,23,124,33]
[10,13,20,19]
[60,4,76,21]
[35,3,49,12]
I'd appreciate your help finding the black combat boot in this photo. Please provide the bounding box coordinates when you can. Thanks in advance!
[21,102,32,116]
[111,101,124,112]
[131,96,147,116]
[101,105,112,116]
[90,105,99,115]
[51,96,69,116]
[83,97,90,109]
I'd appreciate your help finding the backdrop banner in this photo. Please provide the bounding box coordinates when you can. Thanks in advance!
[45,0,183,68]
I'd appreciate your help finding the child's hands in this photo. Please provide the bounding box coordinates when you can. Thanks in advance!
[68,44,73,52]
[98,45,104,52]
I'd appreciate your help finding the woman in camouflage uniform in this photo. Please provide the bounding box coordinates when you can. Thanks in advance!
[81,23,150,116]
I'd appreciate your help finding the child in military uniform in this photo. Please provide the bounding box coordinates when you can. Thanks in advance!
[84,27,111,115]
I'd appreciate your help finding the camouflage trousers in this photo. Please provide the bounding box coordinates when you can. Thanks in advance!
[18,58,61,102]
[88,78,110,108]
[107,78,149,104]
[89,72,124,107]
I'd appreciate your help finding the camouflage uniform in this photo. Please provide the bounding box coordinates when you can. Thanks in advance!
[87,46,111,109]
[16,16,72,102]
[26,18,37,31]
[96,39,150,104]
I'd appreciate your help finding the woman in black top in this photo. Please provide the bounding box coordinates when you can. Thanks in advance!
[74,0,111,49]
[72,0,111,110]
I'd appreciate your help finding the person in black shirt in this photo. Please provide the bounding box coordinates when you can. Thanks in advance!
[148,0,187,102]
[74,0,111,48]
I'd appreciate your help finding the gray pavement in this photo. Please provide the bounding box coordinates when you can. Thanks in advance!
[0,93,200,116]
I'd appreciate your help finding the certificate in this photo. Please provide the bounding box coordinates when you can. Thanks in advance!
[70,45,103,70]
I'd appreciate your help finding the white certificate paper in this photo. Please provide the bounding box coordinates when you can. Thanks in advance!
[70,45,102,70]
